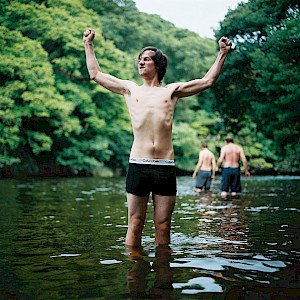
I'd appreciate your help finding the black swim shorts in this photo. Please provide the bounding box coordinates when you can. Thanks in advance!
[221,167,241,193]
[126,162,177,197]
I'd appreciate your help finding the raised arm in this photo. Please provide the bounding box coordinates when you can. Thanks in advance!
[173,37,232,99]
[83,28,129,95]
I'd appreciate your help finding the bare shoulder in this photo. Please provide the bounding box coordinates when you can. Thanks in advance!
[123,80,142,96]
[166,82,185,102]
[166,82,182,93]
[165,82,180,89]
[209,150,215,157]
[238,145,246,155]
[126,80,139,90]
[221,145,228,151]
[235,145,243,152]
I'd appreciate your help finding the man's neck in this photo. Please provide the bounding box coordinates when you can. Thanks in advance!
[142,77,160,87]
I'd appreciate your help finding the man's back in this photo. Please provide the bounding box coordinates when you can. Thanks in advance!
[217,138,250,198]
[221,143,242,168]
[199,148,215,170]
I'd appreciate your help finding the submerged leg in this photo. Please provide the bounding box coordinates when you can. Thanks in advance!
[126,192,149,246]
[153,194,176,245]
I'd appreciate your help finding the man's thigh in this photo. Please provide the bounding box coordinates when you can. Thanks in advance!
[221,171,230,192]
[231,173,241,193]
[205,175,212,190]
[126,192,149,220]
[196,171,206,188]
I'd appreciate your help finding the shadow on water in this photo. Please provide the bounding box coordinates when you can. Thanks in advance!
[0,175,299,299]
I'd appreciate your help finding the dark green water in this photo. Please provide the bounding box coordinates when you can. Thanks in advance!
[0,176,299,299]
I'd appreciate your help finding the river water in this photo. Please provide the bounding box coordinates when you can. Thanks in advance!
[0,175,299,299]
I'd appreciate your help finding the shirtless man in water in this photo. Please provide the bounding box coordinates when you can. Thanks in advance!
[193,142,216,192]
[217,137,250,198]
[83,28,232,246]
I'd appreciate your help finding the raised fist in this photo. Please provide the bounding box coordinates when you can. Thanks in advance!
[83,28,95,44]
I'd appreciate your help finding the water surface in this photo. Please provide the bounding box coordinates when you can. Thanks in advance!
[0,176,299,299]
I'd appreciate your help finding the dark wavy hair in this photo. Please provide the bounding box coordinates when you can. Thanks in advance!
[138,46,168,83]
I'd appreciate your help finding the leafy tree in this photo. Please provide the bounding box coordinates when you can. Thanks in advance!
[1,0,293,177]
[0,0,133,175]
[0,25,69,168]
[215,0,299,173]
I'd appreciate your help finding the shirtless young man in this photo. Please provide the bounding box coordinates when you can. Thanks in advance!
[192,142,216,193]
[83,28,232,246]
[217,137,251,198]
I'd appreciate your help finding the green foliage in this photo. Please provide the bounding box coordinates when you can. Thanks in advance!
[0,0,132,176]
[0,25,66,162]
[0,0,220,177]
[173,122,200,171]
[56,136,112,174]
[27,131,53,155]
[0,0,297,176]
[232,124,277,173]
[214,0,299,173]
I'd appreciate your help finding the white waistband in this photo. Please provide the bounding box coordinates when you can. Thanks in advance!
[129,158,175,166]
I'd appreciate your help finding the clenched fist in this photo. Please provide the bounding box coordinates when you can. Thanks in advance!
[218,36,232,53]
[83,28,95,44]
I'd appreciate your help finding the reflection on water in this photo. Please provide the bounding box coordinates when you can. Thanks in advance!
[124,245,174,299]
[0,176,299,299]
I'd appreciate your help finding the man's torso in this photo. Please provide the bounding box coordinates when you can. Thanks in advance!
[124,83,179,160]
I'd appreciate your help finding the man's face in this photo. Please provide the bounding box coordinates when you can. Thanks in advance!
[138,50,156,77]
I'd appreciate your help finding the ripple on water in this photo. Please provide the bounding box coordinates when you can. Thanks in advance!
[173,277,223,294]
[99,259,122,265]
[50,254,81,258]
[171,232,248,249]
[245,206,280,212]
[171,256,286,273]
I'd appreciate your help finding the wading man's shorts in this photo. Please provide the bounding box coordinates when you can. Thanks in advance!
[126,158,177,197]
[221,167,241,193]
[196,170,212,190]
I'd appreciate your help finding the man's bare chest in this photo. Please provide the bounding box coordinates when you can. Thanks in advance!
[126,87,175,111]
